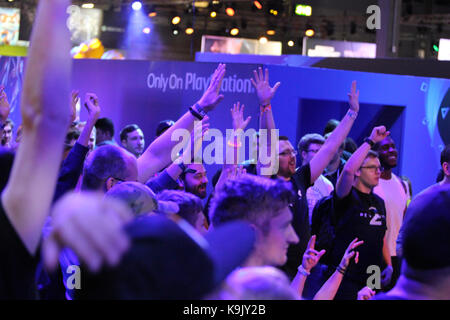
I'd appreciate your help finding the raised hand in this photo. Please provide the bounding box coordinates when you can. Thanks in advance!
[70,90,79,123]
[348,81,360,113]
[339,238,364,269]
[0,85,10,123]
[302,235,326,272]
[231,102,251,131]
[369,125,390,143]
[197,63,226,112]
[357,286,376,300]
[251,67,280,106]
[215,165,247,191]
[43,192,133,272]
[84,93,101,122]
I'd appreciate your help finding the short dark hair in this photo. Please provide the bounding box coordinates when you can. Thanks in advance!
[440,144,450,166]
[297,133,325,154]
[120,124,141,142]
[156,120,175,137]
[157,190,203,227]
[4,118,14,129]
[81,145,133,191]
[95,117,115,137]
[64,127,80,150]
[323,119,340,136]
[210,175,295,235]
[366,150,379,159]
[278,136,290,142]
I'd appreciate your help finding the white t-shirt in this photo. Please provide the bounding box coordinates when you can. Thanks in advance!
[373,174,410,257]
[307,174,334,225]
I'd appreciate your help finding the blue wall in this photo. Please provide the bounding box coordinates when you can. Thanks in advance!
[2,56,448,196]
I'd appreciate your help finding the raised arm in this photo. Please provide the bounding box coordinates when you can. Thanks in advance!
[251,67,280,177]
[313,238,363,300]
[290,235,325,298]
[309,81,360,184]
[336,126,389,198]
[0,85,10,136]
[1,0,71,255]
[137,64,226,182]
[77,93,101,147]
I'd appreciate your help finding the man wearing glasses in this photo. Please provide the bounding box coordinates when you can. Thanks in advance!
[253,67,361,280]
[327,125,392,299]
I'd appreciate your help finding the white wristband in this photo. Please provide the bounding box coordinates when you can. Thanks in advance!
[297,265,310,276]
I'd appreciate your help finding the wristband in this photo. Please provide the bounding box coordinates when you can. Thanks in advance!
[260,104,271,113]
[177,161,186,172]
[364,137,375,148]
[193,103,207,118]
[347,109,358,119]
[189,106,204,120]
[297,265,310,276]
[336,265,347,275]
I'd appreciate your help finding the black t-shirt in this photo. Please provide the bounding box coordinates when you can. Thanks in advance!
[329,187,387,285]
[278,164,312,279]
[0,198,39,299]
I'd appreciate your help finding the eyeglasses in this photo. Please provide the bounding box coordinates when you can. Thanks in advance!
[279,150,298,157]
[360,165,382,173]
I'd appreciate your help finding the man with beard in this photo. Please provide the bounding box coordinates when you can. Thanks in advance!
[120,124,145,158]
[180,163,208,199]
[373,136,410,290]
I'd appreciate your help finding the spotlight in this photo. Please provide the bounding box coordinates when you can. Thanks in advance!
[172,15,181,25]
[266,29,276,36]
[185,24,194,35]
[230,27,239,36]
[287,40,294,47]
[267,1,283,16]
[305,26,315,37]
[148,6,157,18]
[142,27,151,34]
[81,3,94,9]
[259,36,268,44]
[253,1,263,10]
[131,1,142,11]
[210,11,217,18]
[172,27,180,36]
[226,3,236,16]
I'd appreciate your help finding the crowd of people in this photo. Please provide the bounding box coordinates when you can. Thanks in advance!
[1,1,449,300]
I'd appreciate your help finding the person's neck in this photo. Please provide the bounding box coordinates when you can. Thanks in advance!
[243,253,265,267]
[381,168,393,180]
[387,275,450,300]
[354,180,372,194]
[440,176,450,186]
[327,158,340,173]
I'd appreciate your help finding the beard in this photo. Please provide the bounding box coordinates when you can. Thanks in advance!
[186,183,207,199]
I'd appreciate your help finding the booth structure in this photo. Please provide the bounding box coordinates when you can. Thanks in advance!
[1,55,449,195]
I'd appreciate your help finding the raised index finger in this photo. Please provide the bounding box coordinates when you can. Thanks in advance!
[307,235,316,249]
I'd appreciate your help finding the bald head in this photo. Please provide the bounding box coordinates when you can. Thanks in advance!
[81,145,138,192]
